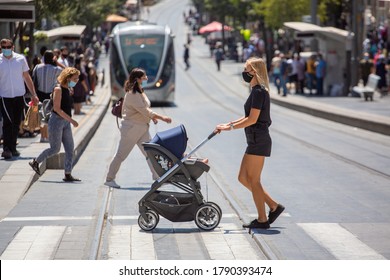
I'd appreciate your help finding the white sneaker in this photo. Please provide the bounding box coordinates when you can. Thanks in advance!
[104,180,120,188]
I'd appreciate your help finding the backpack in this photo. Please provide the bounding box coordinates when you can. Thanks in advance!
[111,97,124,128]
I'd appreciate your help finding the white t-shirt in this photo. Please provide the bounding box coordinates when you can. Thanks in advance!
[57,56,69,67]
[0,52,30,98]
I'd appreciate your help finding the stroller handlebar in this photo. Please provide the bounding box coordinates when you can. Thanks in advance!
[208,130,218,140]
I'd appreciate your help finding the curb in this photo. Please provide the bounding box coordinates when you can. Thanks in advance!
[270,93,390,136]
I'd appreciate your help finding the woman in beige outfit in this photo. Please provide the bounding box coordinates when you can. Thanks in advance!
[105,68,172,188]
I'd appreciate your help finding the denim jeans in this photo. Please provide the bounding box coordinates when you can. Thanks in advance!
[273,73,281,93]
[36,113,74,173]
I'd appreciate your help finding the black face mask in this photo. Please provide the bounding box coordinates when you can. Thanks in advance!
[242,71,254,83]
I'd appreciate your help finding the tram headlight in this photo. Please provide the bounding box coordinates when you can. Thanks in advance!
[155,79,163,87]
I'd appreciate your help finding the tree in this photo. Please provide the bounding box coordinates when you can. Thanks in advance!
[252,0,343,30]
[34,0,122,30]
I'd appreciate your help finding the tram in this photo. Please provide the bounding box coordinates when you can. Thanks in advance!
[109,21,175,103]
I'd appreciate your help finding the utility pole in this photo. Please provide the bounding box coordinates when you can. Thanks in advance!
[351,0,360,88]
[310,0,318,51]
[311,0,317,25]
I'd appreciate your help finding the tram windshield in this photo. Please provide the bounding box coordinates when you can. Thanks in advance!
[119,33,165,81]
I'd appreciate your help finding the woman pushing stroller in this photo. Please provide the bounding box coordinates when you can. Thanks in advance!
[215,57,284,229]
[105,68,172,188]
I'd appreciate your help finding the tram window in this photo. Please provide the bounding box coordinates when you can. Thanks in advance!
[111,43,126,86]
[120,34,164,81]
[160,42,174,87]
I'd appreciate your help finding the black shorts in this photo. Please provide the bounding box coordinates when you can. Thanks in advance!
[245,125,272,157]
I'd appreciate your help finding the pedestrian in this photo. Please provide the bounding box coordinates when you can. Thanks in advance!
[57,46,70,67]
[72,57,89,115]
[29,67,81,182]
[32,50,63,142]
[270,50,281,94]
[104,68,172,188]
[215,57,284,229]
[375,54,387,93]
[315,53,327,96]
[359,52,374,86]
[305,54,317,95]
[296,53,306,94]
[183,44,190,70]
[214,42,224,71]
[0,38,39,159]
[279,53,289,96]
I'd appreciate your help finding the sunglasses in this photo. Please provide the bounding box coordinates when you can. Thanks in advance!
[1,45,12,49]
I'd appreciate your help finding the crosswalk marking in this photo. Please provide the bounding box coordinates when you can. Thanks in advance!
[0,213,242,223]
[108,225,131,260]
[298,223,386,260]
[200,223,260,260]
[0,226,65,260]
[131,225,156,260]
[3,223,384,260]
[107,223,260,260]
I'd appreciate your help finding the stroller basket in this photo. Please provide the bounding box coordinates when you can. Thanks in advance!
[148,191,198,222]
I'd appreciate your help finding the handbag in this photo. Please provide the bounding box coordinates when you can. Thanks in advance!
[111,97,123,128]
[23,103,41,132]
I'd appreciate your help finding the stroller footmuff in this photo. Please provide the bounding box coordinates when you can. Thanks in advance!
[139,124,221,231]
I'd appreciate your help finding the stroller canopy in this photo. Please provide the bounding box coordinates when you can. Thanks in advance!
[151,124,187,159]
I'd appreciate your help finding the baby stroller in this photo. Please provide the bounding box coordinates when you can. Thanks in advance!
[138,124,221,231]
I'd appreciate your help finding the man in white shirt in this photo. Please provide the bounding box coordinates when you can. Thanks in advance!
[0,38,39,159]
[57,46,70,67]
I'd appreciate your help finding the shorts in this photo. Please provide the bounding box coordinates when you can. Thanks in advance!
[244,125,272,157]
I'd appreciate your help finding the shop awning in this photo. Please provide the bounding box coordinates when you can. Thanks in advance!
[106,14,128,23]
[199,21,233,34]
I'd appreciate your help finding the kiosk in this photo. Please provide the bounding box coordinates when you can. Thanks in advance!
[284,22,351,96]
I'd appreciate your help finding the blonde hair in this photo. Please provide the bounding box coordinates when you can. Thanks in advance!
[57,67,80,85]
[247,57,270,92]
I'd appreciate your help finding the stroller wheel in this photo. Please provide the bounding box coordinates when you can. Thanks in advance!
[194,203,221,231]
[138,210,159,231]
[207,201,222,216]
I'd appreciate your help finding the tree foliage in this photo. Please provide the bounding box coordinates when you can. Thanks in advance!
[193,0,344,30]
[34,0,122,30]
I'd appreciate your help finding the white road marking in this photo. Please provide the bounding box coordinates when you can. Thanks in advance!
[108,225,131,260]
[201,223,260,260]
[1,213,249,222]
[131,225,156,260]
[0,226,65,260]
[1,216,94,222]
[298,223,386,260]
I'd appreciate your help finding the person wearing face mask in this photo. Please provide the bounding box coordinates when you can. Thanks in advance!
[104,68,172,188]
[215,57,284,229]
[57,46,70,67]
[0,38,40,159]
[29,67,81,182]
